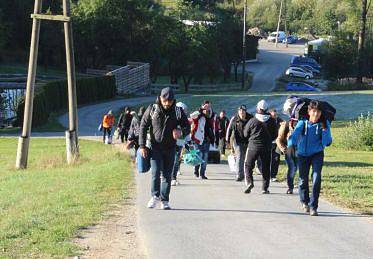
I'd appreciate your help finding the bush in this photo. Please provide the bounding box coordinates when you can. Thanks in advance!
[342,113,373,151]
[16,76,116,128]
[327,81,372,91]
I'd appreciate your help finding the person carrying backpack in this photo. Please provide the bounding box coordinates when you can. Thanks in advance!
[102,110,115,144]
[276,118,298,194]
[139,87,190,210]
[268,108,284,182]
[287,100,332,216]
[243,100,277,194]
[226,105,253,181]
[117,107,133,143]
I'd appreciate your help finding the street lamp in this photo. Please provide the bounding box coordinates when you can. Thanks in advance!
[241,0,247,90]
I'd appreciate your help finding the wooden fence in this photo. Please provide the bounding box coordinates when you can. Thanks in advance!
[108,62,150,95]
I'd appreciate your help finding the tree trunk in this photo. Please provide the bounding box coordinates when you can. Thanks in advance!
[357,0,368,84]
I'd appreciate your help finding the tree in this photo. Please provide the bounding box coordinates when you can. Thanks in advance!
[357,0,371,83]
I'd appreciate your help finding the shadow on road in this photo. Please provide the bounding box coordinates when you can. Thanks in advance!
[172,208,368,218]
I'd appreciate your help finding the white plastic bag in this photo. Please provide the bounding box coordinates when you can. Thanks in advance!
[228,155,236,173]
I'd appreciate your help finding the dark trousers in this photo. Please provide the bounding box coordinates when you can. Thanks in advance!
[244,149,271,191]
[103,127,112,143]
[218,138,226,155]
[172,146,183,180]
[298,151,324,210]
[120,128,129,143]
[270,145,281,178]
[150,146,176,202]
[285,151,298,190]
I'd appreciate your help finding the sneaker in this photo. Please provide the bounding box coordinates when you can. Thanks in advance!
[286,189,293,194]
[262,190,270,194]
[147,196,160,209]
[310,209,318,216]
[175,180,180,185]
[200,176,208,180]
[244,184,254,194]
[236,176,244,182]
[161,201,171,210]
[171,180,177,186]
[271,178,278,182]
[302,203,310,213]
[177,170,182,176]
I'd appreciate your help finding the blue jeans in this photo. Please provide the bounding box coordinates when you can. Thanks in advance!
[194,140,210,177]
[285,151,298,190]
[172,146,183,180]
[150,146,176,202]
[298,151,324,210]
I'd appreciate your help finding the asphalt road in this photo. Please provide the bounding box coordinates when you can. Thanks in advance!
[137,163,373,259]
[245,40,304,92]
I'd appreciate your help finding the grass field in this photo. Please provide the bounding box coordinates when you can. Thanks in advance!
[0,138,133,258]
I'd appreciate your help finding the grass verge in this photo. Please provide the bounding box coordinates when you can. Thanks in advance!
[0,138,133,258]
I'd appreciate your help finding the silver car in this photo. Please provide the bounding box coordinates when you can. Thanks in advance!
[285,67,313,79]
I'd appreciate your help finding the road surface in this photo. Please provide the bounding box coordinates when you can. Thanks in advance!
[245,40,304,92]
[137,164,373,259]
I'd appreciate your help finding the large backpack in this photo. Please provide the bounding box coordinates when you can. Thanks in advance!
[284,96,336,122]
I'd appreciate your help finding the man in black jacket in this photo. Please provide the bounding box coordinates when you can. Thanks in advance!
[243,100,277,194]
[226,105,253,181]
[117,107,133,143]
[217,110,229,155]
[139,87,190,210]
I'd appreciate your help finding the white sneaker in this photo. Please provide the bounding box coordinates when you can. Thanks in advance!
[147,196,160,209]
[177,170,182,176]
[175,180,180,185]
[271,178,278,182]
[171,180,177,186]
[161,201,171,210]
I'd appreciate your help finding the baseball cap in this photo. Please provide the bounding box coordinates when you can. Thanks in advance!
[238,105,247,111]
[160,87,175,100]
[257,100,268,111]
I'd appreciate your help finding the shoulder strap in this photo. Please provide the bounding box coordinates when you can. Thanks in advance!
[175,106,182,121]
[150,104,157,120]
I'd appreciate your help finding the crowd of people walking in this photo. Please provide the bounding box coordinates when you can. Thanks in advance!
[101,87,333,216]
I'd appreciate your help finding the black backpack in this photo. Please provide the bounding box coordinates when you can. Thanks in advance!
[289,97,336,123]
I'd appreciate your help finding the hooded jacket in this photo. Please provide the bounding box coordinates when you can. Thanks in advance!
[139,98,190,149]
[190,108,218,145]
[287,119,332,157]
[226,112,253,145]
[243,112,277,151]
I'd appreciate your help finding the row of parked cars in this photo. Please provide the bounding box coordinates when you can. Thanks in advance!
[267,31,298,44]
[284,56,322,91]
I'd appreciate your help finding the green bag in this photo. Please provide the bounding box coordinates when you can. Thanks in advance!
[183,150,204,166]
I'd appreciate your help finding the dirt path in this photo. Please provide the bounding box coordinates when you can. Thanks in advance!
[73,143,146,259]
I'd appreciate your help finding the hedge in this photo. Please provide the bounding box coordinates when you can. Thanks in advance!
[16,76,116,127]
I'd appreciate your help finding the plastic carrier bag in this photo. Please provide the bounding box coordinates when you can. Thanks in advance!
[136,148,151,173]
[227,155,236,173]
[183,149,204,167]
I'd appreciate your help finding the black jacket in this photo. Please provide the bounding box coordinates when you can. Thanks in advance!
[139,98,190,149]
[226,112,253,145]
[118,113,133,130]
[243,113,277,151]
[217,116,229,139]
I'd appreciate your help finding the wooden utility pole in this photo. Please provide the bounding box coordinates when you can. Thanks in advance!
[16,0,79,169]
[275,0,284,48]
[357,0,369,84]
[284,0,288,48]
[241,0,248,90]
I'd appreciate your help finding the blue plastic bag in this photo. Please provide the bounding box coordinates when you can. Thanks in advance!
[137,148,151,173]
[183,149,204,166]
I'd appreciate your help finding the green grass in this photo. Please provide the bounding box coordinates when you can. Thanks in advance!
[0,64,66,78]
[0,138,133,258]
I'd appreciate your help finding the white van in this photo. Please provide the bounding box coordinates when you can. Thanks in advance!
[267,31,286,42]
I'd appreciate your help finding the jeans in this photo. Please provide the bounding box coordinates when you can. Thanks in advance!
[103,127,112,143]
[285,151,298,190]
[233,142,248,179]
[218,138,226,155]
[150,146,176,202]
[172,146,183,180]
[244,149,271,191]
[298,151,324,210]
[194,140,210,177]
[270,144,281,178]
